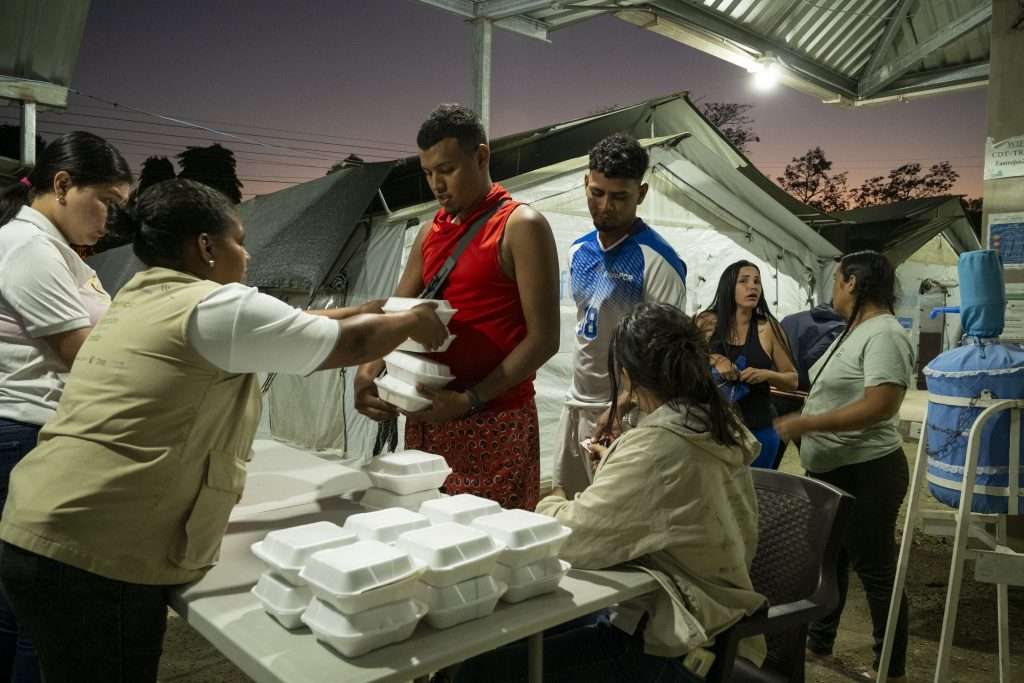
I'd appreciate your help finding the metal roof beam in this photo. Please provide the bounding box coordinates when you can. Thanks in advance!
[414,0,550,40]
[477,0,556,19]
[645,0,860,98]
[859,1,991,97]
[860,0,916,80]
[0,77,69,108]
[856,61,989,104]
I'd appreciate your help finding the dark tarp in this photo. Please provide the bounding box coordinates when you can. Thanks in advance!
[239,161,393,291]
[826,196,981,264]
[90,161,393,294]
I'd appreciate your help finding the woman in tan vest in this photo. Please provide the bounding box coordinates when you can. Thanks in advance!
[0,179,447,682]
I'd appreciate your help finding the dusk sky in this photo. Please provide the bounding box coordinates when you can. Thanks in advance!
[3,0,987,200]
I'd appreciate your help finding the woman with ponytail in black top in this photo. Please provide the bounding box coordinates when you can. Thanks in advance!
[774,250,914,682]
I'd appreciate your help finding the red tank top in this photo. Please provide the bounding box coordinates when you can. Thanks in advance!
[420,184,533,409]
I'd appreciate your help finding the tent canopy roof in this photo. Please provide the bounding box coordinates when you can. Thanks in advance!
[827,195,981,264]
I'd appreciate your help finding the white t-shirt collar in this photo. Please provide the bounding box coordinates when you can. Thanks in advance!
[15,205,71,247]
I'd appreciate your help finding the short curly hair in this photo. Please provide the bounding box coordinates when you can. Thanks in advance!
[416,104,487,153]
[588,133,649,181]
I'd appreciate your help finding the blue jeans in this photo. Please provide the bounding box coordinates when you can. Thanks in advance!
[453,611,702,683]
[0,542,174,683]
[0,418,40,683]
[749,424,781,469]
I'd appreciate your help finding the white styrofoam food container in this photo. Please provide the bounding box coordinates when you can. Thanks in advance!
[494,558,571,603]
[396,334,456,354]
[374,376,432,413]
[309,569,424,615]
[343,508,431,544]
[361,487,442,511]
[382,297,458,326]
[395,522,502,587]
[251,571,313,629]
[419,575,507,629]
[300,540,421,595]
[419,493,501,526]
[384,351,454,389]
[471,509,572,567]
[364,452,451,495]
[250,522,359,584]
[301,597,428,658]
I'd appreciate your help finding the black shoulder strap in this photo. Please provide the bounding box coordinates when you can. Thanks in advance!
[419,199,510,299]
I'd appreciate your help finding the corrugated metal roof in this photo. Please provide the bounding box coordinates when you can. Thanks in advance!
[417,0,992,104]
[0,0,91,107]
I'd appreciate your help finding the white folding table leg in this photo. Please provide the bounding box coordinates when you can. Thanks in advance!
[934,401,1013,682]
[528,632,543,683]
[877,405,931,683]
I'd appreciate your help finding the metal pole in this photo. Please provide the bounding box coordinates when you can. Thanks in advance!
[527,631,543,683]
[20,101,37,168]
[472,18,493,136]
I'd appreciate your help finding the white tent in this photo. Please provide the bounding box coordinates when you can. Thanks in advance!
[308,134,840,482]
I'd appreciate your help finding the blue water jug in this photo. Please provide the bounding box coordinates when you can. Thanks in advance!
[924,339,1024,514]
[958,250,1005,338]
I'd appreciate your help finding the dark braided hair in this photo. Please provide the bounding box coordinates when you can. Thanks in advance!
[811,250,897,385]
[105,178,239,268]
[603,303,745,448]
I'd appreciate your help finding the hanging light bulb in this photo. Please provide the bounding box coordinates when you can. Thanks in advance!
[748,55,781,92]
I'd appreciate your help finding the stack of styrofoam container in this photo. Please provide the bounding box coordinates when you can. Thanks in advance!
[395,512,506,629]
[343,507,432,545]
[471,509,573,604]
[250,522,358,629]
[299,540,430,657]
[361,451,451,511]
[375,297,457,412]
[375,351,455,413]
[382,297,458,354]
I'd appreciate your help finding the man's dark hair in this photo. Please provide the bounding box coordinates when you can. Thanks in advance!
[588,133,649,181]
[416,104,487,153]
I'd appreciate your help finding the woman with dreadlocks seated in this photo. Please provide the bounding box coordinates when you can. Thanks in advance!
[455,303,767,682]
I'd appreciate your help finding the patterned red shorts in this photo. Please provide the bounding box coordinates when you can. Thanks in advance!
[405,400,540,510]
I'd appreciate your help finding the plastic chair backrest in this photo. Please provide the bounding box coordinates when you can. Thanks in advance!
[748,469,852,677]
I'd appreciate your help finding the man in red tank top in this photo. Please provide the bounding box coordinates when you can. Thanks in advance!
[355,104,559,510]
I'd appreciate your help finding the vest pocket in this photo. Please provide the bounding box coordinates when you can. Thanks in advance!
[169,452,248,571]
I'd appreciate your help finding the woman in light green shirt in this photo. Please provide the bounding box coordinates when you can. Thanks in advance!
[774,250,913,682]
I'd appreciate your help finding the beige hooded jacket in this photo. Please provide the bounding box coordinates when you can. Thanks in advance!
[537,403,767,666]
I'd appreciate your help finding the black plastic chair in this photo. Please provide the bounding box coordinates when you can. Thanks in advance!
[707,469,853,683]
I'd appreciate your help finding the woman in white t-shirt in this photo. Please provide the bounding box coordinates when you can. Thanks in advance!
[0,178,448,682]
[0,131,132,683]
[774,251,914,682]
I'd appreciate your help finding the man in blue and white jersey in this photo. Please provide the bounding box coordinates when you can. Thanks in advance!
[553,133,688,497]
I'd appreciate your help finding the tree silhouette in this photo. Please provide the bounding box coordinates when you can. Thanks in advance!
[0,124,47,164]
[137,156,176,196]
[177,144,243,203]
[701,102,760,154]
[851,162,959,206]
[777,147,849,213]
